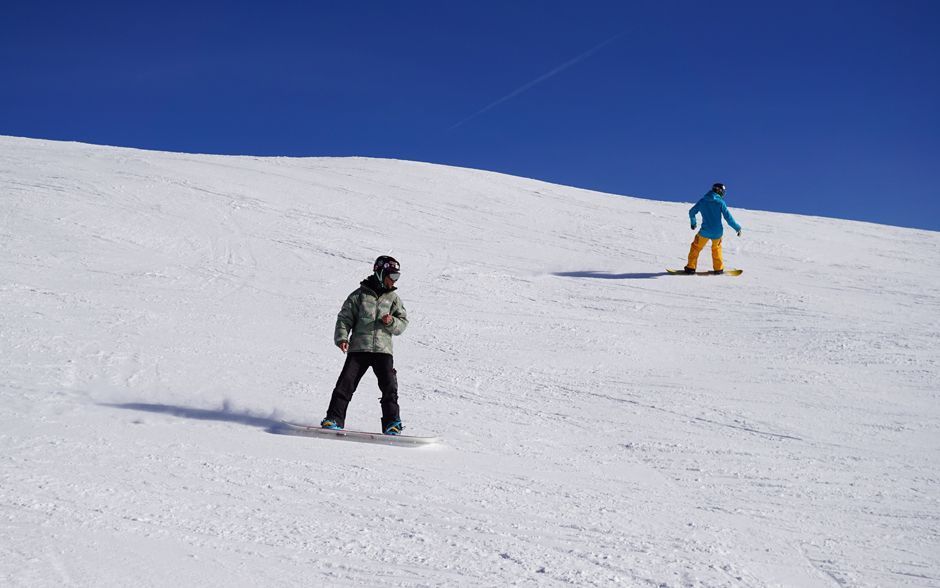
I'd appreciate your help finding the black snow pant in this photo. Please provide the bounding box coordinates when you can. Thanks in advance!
[325,352,399,429]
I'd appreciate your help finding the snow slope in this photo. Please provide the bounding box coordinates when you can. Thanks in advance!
[1,135,938,587]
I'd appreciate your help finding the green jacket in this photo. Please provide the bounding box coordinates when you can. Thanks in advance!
[334,276,408,355]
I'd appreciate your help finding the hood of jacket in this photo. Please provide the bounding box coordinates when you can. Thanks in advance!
[360,274,397,295]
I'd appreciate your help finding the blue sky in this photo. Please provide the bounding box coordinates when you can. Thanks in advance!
[2,1,938,231]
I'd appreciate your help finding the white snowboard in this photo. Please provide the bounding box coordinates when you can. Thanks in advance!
[279,421,441,447]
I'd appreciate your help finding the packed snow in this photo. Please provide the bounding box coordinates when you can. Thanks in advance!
[1,135,938,586]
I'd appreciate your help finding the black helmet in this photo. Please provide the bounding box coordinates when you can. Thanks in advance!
[373,255,400,282]
[712,183,726,196]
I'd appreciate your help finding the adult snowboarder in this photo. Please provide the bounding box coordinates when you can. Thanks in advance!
[684,183,742,274]
[320,256,409,435]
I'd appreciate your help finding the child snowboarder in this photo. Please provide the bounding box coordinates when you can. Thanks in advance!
[321,255,409,435]
[684,182,742,274]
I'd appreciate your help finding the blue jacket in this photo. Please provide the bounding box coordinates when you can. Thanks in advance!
[689,191,741,240]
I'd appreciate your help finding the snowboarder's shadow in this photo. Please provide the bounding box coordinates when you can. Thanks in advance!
[103,402,286,434]
[103,403,418,446]
[553,271,669,280]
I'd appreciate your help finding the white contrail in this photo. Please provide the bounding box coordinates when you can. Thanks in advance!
[448,32,625,131]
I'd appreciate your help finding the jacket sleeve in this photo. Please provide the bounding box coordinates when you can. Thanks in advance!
[721,201,742,232]
[689,202,700,227]
[334,291,358,345]
[385,296,408,336]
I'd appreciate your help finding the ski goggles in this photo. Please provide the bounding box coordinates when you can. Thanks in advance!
[388,272,401,282]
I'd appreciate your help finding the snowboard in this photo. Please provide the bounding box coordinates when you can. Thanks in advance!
[279,421,441,447]
[667,268,743,276]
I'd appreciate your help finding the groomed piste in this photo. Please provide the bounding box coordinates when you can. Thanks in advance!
[1,136,938,586]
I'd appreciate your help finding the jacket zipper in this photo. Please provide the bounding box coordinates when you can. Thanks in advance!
[372,290,379,350]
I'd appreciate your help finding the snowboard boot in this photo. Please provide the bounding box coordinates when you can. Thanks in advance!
[383,420,404,436]
[683,266,696,274]
[320,417,343,430]
[710,269,724,275]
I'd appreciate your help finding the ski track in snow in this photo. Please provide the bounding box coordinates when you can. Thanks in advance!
[1,136,939,587]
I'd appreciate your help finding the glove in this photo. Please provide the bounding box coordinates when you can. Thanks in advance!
[691,224,697,231]
[737,229,742,237]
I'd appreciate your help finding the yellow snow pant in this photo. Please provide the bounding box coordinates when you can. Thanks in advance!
[687,234,723,271]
